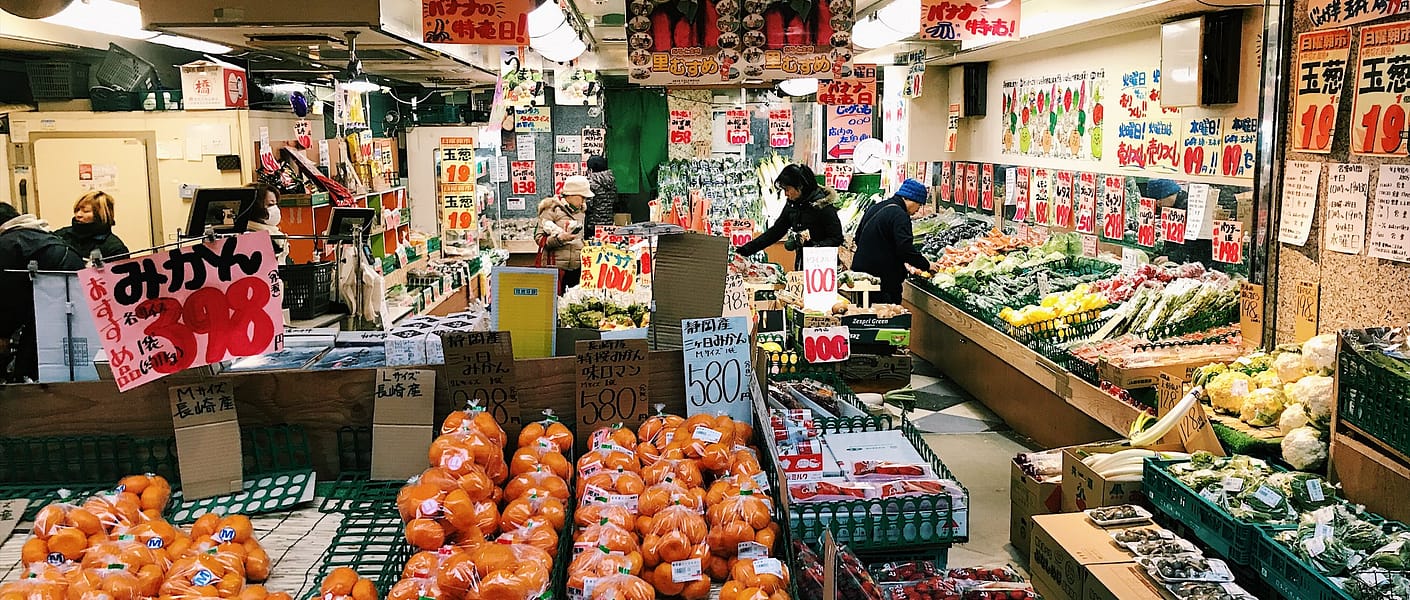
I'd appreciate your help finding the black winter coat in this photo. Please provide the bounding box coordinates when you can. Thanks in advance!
[850,198,930,302]
[584,170,618,239]
[735,188,843,269]
[0,218,85,380]
[56,221,129,261]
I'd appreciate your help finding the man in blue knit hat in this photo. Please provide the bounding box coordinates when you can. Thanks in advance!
[850,178,935,304]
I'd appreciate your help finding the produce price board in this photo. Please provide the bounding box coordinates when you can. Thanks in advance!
[1076,172,1097,234]
[669,110,693,145]
[439,331,521,432]
[575,339,651,435]
[801,326,851,363]
[769,107,794,148]
[682,316,752,422]
[1293,28,1352,153]
[580,243,639,292]
[982,164,995,211]
[1351,22,1410,157]
[1032,168,1051,225]
[82,232,284,391]
[965,163,979,208]
[1213,219,1244,264]
[940,162,953,203]
[439,137,476,184]
[1162,207,1187,244]
[1014,167,1030,222]
[510,161,536,195]
[1101,175,1125,240]
[1137,198,1157,247]
[1054,170,1073,227]
[802,247,839,313]
[1370,164,1410,262]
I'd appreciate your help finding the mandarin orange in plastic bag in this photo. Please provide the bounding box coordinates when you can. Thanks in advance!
[404,519,446,551]
[588,573,653,600]
[440,406,506,449]
[495,521,558,557]
[386,578,445,600]
[731,558,790,593]
[499,495,566,532]
[572,503,635,532]
[588,425,638,452]
[641,459,704,489]
[503,470,569,502]
[576,469,645,498]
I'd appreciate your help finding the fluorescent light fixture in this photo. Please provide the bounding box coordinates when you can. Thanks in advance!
[531,22,579,48]
[536,38,586,63]
[340,79,381,93]
[777,77,818,96]
[853,16,906,49]
[149,34,232,54]
[41,0,156,40]
[339,31,382,93]
[985,0,1012,7]
[876,0,920,35]
[528,1,568,38]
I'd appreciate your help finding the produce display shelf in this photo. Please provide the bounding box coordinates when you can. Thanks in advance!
[1253,526,1355,600]
[1143,458,1265,566]
[769,371,882,425]
[302,509,411,600]
[1336,331,1410,463]
[787,420,970,551]
[1002,308,1108,346]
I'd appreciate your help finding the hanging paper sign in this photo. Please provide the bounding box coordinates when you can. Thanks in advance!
[553,162,581,194]
[1013,167,1030,222]
[1326,163,1370,254]
[921,0,1020,41]
[580,242,639,292]
[947,103,960,152]
[81,232,284,392]
[515,106,552,132]
[1181,117,1224,177]
[1075,173,1097,234]
[439,137,477,184]
[1031,168,1051,225]
[1213,220,1244,264]
[939,162,953,203]
[555,135,582,155]
[954,163,971,210]
[1147,118,1180,172]
[422,0,532,45]
[802,326,850,363]
[723,219,755,247]
[769,107,794,148]
[823,164,853,192]
[293,119,312,149]
[802,247,839,313]
[900,50,926,99]
[965,163,979,208]
[494,156,509,182]
[1294,28,1352,153]
[1101,175,1126,241]
[1162,208,1187,244]
[516,134,536,160]
[682,316,753,422]
[1221,117,1259,177]
[581,127,606,160]
[818,66,878,106]
[981,164,995,211]
[442,183,477,232]
[1308,0,1410,30]
[510,161,536,195]
[1352,22,1410,157]
[439,332,520,434]
[1279,160,1322,246]
[825,104,873,160]
[726,109,750,145]
[1053,171,1074,228]
[669,110,694,145]
[1370,164,1410,262]
[1137,198,1157,247]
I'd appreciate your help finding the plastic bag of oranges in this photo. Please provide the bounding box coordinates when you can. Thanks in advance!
[418,466,497,503]
[515,410,573,453]
[463,542,552,600]
[640,505,706,550]
[640,541,711,600]
[27,504,91,564]
[576,467,645,500]
[587,425,638,453]
[726,557,791,597]
[503,469,570,503]
[585,572,655,600]
[115,474,174,521]
[0,566,71,600]
[78,536,168,597]
[500,494,566,532]
[428,430,507,485]
[398,471,500,550]
[572,519,639,556]
[567,548,643,597]
[315,567,377,600]
[577,443,641,479]
[573,503,636,532]
[67,564,149,600]
[495,520,559,557]
[507,439,572,480]
[637,483,705,526]
[706,490,773,531]
[440,403,507,450]
[160,551,244,599]
[641,459,705,489]
[184,514,270,583]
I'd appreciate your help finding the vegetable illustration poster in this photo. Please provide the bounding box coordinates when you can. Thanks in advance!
[627,0,855,86]
[1001,70,1104,160]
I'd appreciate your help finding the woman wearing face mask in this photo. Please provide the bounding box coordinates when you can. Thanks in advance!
[55,191,129,261]
[246,182,290,264]
[734,163,843,269]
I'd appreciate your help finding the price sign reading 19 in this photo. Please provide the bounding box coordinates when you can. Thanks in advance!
[1352,22,1410,157]
[802,326,850,363]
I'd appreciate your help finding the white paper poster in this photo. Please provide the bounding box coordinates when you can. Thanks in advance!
[1278,160,1322,246]
[555,135,582,155]
[1184,183,1216,241]
[516,134,536,160]
[494,156,509,183]
[1325,163,1370,255]
[801,247,839,313]
[1371,165,1410,262]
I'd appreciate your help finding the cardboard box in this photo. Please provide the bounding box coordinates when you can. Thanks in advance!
[786,306,842,344]
[1083,563,1178,600]
[1096,359,1205,389]
[1061,444,1182,512]
[847,328,911,346]
[169,382,244,500]
[824,430,935,481]
[838,352,912,383]
[1029,513,1151,600]
[778,439,826,482]
[180,59,248,109]
[556,327,601,356]
[839,311,912,329]
[1010,457,1063,558]
[371,368,436,480]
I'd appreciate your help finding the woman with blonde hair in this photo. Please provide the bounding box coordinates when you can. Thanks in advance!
[55,191,128,260]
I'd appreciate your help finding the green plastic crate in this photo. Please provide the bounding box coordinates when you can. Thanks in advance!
[1004,308,1108,347]
[302,510,411,600]
[1337,330,1410,460]
[319,474,402,514]
[1143,458,1264,565]
[788,420,970,550]
[768,371,888,428]
[1253,526,1356,600]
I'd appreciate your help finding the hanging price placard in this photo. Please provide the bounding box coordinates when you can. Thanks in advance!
[965,163,979,208]
[818,65,878,105]
[1076,172,1097,234]
[1294,28,1352,153]
[553,162,580,194]
[669,110,693,145]
[822,164,853,192]
[1162,207,1186,244]
[441,183,477,232]
[439,137,476,184]
[802,247,838,313]
[802,326,850,363]
[510,161,536,195]
[939,162,953,203]
[1213,219,1244,264]
[1013,168,1030,222]
[1137,198,1157,247]
[1351,22,1410,157]
[981,163,995,211]
[575,339,651,437]
[682,316,752,422]
[1031,168,1051,226]
[439,332,520,434]
[1054,171,1074,228]
[1101,175,1126,240]
[580,242,639,292]
[726,109,750,145]
[723,219,755,248]
[768,107,794,148]
[581,127,606,160]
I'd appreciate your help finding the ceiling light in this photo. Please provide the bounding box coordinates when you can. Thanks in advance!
[985,0,1012,7]
[339,31,381,93]
[148,34,232,54]
[528,1,568,38]
[876,0,920,35]
[853,17,905,50]
[531,22,580,49]
[777,78,818,96]
[536,38,586,63]
[41,0,156,40]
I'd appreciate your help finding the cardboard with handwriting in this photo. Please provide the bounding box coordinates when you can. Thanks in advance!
[439,331,521,438]
[1157,372,1225,456]
[170,381,243,499]
[575,338,651,451]
[372,368,436,480]
[0,499,29,542]
[1294,280,1320,343]
[1238,282,1264,350]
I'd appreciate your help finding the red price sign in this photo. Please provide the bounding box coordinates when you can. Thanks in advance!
[802,326,851,363]
[939,162,952,203]
[726,109,750,145]
[723,219,754,247]
[581,243,638,292]
[1076,173,1097,234]
[1054,171,1074,228]
[445,210,475,231]
[1101,175,1126,241]
[1162,207,1187,244]
[510,161,536,195]
[1013,168,1030,222]
[553,162,580,194]
[1032,169,1050,226]
[1213,219,1243,264]
[1352,23,1410,157]
[1137,198,1157,247]
[981,164,995,210]
[1294,29,1350,153]
[769,108,794,148]
[669,110,693,145]
[965,163,979,208]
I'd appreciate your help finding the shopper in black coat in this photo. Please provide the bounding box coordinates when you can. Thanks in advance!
[583,155,617,239]
[0,202,85,381]
[850,178,935,304]
[55,191,128,262]
[735,163,843,269]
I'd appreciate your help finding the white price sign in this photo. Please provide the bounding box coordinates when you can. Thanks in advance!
[802,326,850,363]
[801,246,838,313]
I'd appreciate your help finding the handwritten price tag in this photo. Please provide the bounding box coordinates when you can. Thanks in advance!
[439,332,520,433]
[1352,23,1410,157]
[682,316,752,422]
[981,164,995,210]
[1076,172,1097,234]
[1101,175,1126,240]
[1162,207,1186,244]
[669,110,693,145]
[1014,168,1030,222]
[769,108,794,148]
[1214,220,1244,264]
[802,326,850,363]
[726,109,750,145]
[1032,169,1051,226]
[575,339,651,437]
[1137,198,1157,247]
[802,247,838,312]
[1054,171,1074,228]
[939,162,952,203]
[965,163,979,208]
[510,161,536,195]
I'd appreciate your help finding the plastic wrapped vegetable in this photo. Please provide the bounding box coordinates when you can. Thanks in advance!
[1285,375,1334,427]
[1267,472,1338,512]
[1302,333,1337,373]
[1283,426,1329,470]
[1239,387,1286,427]
[316,567,377,600]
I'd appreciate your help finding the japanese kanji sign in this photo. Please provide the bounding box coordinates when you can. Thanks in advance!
[1221,117,1258,178]
[515,105,552,132]
[84,232,284,391]
[1309,0,1410,30]
[682,316,753,422]
[1294,28,1352,153]
[575,338,651,438]
[818,65,878,106]
[581,127,606,160]
[440,137,476,184]
[170,381,243,498]
[511,160,536,195]
[769,107,794,148]
[940,162,953,203]
[422,0,534,45]
[441,183,477,232]
[580,242,639,292]
[553,162,580,195]
[921,1,1020,42]
[1101,175,1126,241]
[1181,117,1224,177]
[439,332,521,434]
[825,104,872,160]
[1351,22,1410,157]
[725,109,750,145]
[669,110,693,145]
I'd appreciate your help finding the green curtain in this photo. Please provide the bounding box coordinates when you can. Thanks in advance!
[604,88,668,201]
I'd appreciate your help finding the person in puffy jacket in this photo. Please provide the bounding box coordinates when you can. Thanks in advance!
[583,155,617,239]
[850,178,935,304]
[0,202,84,381]
[536,175,590,288]
[735,163,843,269]
[55,191,128,262]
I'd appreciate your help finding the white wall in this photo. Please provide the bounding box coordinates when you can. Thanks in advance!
[405,125,483,232]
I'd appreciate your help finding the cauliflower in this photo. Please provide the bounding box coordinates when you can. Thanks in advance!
[1240,387,1286,427]
[1233,352,1276,375]
[1283,426,1329,470]
[1302,334,1337,373]
[1286,375,1335,427]
[1279,403,1310,434]
[1207,371,1254,415]
[1274,351,1307,384]
[1253,370,1284,390]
